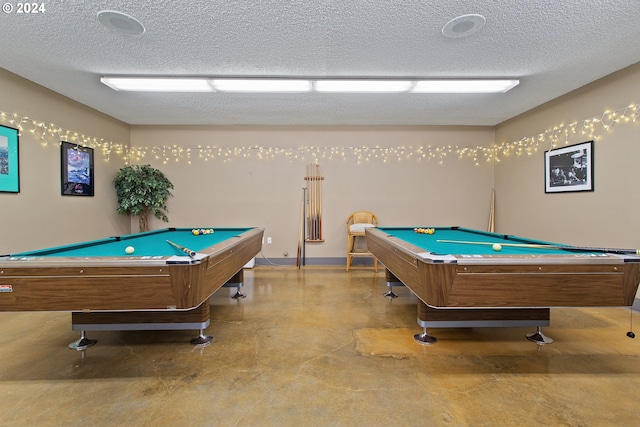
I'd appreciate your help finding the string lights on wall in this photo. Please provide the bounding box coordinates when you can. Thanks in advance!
[1,103,638,165]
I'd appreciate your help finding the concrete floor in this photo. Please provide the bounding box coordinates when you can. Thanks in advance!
[1,266,640,426]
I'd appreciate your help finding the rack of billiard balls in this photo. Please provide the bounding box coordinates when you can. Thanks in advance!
[192,228,214,236]
[414,228,435,235]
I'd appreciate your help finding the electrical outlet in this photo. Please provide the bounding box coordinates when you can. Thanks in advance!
[267,237,272,244]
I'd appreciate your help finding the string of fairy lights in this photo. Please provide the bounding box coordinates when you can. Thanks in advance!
[1,103,638,165]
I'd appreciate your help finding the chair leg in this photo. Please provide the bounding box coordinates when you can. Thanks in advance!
[347,235,354,271]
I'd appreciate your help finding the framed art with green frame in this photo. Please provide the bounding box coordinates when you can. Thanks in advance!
[0,125,19,193]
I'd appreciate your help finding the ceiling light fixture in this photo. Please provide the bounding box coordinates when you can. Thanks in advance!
[315,80,413,93]
[100,77,212,92]
[100,77,519,94]
[97,10,145,36]
[441,14,486,39]
[412,79,519,93]
[211,79,312,92]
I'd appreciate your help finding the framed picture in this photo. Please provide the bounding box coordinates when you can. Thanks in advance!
[61,141,94,196]
[544,141,594,193]
[0,125,20,193]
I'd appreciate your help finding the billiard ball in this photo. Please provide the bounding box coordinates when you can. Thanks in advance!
[192,229,200,235]
[492,243,502,251]
[125,246,135,254]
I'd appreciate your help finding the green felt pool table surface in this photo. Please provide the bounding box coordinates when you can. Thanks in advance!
[12,227,253,258]
[377,226,578,256]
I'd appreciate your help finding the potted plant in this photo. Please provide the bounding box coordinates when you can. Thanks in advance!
[114,164,174,232]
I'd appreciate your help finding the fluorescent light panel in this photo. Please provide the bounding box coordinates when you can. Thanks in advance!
[412,79,519,93]
[315,80,413,93]
[100,77,212,92]
[211,79,311,92]
[101,77,519,93]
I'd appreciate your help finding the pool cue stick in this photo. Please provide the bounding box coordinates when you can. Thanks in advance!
[436,239,640,255]
[318,165,323,240]
[487,189,495,233]
[166,240,197,257]
[306,163,312,240]
[296,188,304,267]
[307,164,311,241]
[302,187,307,265]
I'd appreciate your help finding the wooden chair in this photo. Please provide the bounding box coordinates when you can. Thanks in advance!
[346,210,379,271]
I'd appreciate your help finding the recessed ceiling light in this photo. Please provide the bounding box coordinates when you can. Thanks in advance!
[97,10,145,36]
[442,14,486,39]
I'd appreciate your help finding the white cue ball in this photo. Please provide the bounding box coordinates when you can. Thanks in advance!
[125,246,135,254]
[492,243,502,251]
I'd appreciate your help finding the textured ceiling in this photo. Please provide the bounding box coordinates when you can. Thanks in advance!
[1,0,640,126]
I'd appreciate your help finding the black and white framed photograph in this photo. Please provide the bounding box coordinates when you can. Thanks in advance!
[61,141,94,196]
[545,141,593,193]
[0,124,20,193]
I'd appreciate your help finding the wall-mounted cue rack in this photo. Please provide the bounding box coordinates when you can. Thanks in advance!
[304,162,324,242]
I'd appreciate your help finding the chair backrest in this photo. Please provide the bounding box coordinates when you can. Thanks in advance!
[347,210,378,229]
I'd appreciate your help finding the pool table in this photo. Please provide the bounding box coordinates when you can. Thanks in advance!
[0,227,263,349]
[366,226,640,344]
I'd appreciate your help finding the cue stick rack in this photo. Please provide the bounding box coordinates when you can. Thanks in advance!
[304,162,324,243]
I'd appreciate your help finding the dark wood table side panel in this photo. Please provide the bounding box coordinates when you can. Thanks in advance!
[420,263,457,307]
[0,274,175,311]
[242,232,264,263]
[72,299,210,325]
[623,263,640,305]
[169,263,206,309]
[200,250,250,302]
[418,301,550,322]
[194,230,262,305]
[366,236,421,284]
[447,273,626,307]
[368,232,457,307]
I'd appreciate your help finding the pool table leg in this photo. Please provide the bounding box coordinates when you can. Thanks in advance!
[526,326,554,345]
[68,330,97,351]
[231,287,246,299]
[383,270,401,298]
[414,327,438,345]
[225,270,246,299]
[190,329,213,346]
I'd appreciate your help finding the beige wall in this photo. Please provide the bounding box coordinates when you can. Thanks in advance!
[1,67,495,262]
[495,62,640,249]
[6,59,638,261]
[0,69,131,253]
[131,126,495,262]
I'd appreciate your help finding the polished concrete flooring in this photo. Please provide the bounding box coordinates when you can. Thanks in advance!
[1,266,640,426]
